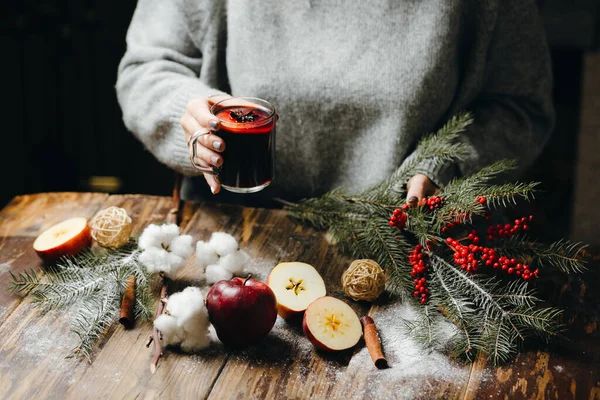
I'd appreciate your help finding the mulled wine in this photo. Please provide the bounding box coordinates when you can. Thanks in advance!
[211,98,277,193]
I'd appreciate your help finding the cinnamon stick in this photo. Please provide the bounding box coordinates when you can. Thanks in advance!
[119,275,136,329]
[360,316,388,369]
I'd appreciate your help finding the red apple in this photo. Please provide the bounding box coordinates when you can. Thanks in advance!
[302,296,362,352]
[206,277,278,347]
[266,262,326,320]
[33,217,92,264]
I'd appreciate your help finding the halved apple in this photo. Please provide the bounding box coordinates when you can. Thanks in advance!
[33,217,92,264]
[266,262,326,319]
[302,296,362,352]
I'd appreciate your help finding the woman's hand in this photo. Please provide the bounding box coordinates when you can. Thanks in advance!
[406,174,439,206]
[181,95,231,194]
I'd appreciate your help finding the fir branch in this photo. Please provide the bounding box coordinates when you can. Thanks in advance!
[9,241,150,358]
[499,237,587,274]
[479,182,538,209]
[71,283,121,361]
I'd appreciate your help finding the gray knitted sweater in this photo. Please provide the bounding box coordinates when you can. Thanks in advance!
[116,0,553,202]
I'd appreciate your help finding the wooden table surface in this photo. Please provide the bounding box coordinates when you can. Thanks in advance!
[0,193,599,400]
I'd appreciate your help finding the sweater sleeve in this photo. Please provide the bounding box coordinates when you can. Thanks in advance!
[412,0,554,188]
[116,0,227,176]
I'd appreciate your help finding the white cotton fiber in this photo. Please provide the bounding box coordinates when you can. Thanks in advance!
[218,250,250,275]
[161,224,181,243]
[138,224,163,249]
[170,235,194,259]
[154,286,212,352]
[208,232,239,256]
[166,287,205,322]
[196,240,219,268]
[180,331,211,352]
[139,247,168,274]
[153,314,184,346]
[205,263,233,284]
[138,224,194,277]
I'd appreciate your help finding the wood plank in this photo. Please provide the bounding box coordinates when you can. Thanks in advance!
[0,193,108,321]
[327,299,472,400]
[0,194,175,399]
[96,203,253,399]
[205,206,372,400]
[62,194,190,399]
[571,52,600,246]
[0,192,108,239]
[463,262,600,399]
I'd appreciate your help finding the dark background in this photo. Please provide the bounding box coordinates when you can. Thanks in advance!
[0,0,598,240]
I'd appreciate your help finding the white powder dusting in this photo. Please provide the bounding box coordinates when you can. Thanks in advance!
[0,310,80,385]
[0,262,12,273]
[243,257,277,282]
[341,300,472,399]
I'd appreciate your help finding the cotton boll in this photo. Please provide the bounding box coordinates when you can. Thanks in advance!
[170,234,194,259]
[182,314,210,334]
[209,232,238,256]
[180,330,211,352]
[154,314,184,346]
[219,250,250,275]
[196,241,219,268]
[160,224,181,244]
[138,224,163,249]
[164,252,185,276]
[206,264,233,284]
[167,287,207,323]
[139,247,169,274]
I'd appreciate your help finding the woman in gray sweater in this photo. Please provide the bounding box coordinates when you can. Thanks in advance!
[116,0,554,205]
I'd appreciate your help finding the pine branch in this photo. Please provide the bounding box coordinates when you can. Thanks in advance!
[499,237,587,274]
[479,182,538,209]
[9,241,150,358]
[71,283,121,361]
[284,109,585,366]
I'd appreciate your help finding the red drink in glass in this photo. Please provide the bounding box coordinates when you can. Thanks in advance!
[211,98,277,193]
[189,97,277,193]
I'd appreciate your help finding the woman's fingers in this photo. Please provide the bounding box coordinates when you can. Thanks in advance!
[187,98,220,131]
[406,174,438,205]
[181,113,225,152]
[204,173,221,195]
[190,138,223,168]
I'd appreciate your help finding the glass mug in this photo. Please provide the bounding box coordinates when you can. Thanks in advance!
[189,97,277,193]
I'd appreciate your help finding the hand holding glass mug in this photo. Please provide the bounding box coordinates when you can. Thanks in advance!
[182,96,278,194]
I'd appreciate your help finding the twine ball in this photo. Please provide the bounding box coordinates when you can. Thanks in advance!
[89,206,132,249]
[341,259,386,302]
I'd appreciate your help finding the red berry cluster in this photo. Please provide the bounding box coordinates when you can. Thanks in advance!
[475,196,487,204]
[389,208,408,229]
[418,196,444,211]
[409,244,429,304]
[446,236,483,273]
[446,234,539,280]
[487,216,533,240]
[493,255,538,280]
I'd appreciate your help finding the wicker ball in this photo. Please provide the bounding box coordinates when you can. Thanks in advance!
[89,206,132,249]
[341,259,386,302]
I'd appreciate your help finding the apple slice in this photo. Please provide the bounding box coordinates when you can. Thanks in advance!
[33,217,92,264]
[267,262,326,319]
[302,296,362,352]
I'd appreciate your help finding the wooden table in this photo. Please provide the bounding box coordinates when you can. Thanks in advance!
[0,193,599,400]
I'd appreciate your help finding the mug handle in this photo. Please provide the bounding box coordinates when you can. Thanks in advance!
[188,130,217,175]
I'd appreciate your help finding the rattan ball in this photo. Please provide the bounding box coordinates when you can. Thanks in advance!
[341,259,386,302]
[89,206,132,249]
